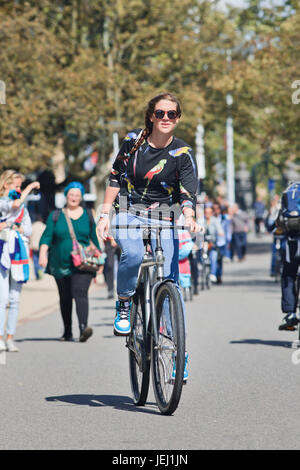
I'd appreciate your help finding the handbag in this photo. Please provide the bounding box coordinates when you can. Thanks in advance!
[62,208,103,273]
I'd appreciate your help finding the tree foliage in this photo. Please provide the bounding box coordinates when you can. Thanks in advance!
[0,0,299,195]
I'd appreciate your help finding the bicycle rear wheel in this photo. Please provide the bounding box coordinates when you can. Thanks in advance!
[128,286,150,406]
[151,281,185,415]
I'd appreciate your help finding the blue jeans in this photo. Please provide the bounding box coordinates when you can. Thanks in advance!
[0,266,23,336]
[112,212,179,298]
[281,241,300,313]
[231,232,247,260]
[209,248,218,276]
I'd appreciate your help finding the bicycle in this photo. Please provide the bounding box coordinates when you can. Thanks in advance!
[113,223,186,415]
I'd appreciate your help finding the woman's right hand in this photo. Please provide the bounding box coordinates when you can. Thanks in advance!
[97,217,110,241]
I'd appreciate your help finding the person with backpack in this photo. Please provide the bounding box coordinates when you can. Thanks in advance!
[39,182,102,342]
[276,182,300,330]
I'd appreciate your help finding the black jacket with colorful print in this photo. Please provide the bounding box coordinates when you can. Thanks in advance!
[108,128,198,217]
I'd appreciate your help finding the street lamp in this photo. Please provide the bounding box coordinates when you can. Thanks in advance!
[226,93,235,205]
[195,120,206,194]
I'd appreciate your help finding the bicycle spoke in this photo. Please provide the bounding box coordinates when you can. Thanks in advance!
[128,290,150,406]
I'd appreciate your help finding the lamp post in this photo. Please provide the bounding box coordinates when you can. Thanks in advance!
[195,120,206,194]
[226,93,235,205]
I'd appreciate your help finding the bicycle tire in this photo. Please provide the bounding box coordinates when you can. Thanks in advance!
[151,281,185,415]
[128,287,150,406]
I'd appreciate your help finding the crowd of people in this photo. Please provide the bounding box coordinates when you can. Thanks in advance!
[0,91,298,363]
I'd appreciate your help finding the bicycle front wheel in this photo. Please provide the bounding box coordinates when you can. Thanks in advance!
[128,287,150,406]
[151,281,185,415]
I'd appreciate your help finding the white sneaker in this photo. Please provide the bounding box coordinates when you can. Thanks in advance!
[210,274,217,283]
[0,339,6,351]
[6,339,19,352]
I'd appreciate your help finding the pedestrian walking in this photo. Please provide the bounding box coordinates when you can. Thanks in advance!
[97,92,201,379]
[276,182,300,330]
[253,196,266,236]
[39,181,102,342]
[203,204,224,283]
[0,170,39,352]
[213,202,228,283]
[229,203,249,261]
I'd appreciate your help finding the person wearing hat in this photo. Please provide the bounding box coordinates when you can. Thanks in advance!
[39,182,100,342]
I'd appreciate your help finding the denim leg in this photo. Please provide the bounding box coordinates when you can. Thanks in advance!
[0,267,10,336]
[281,242,300,313]
[112,213,145,298]
[6,276,22,335]
[216,245,225,278]
[271,241,276,275]
[209,249,218,276]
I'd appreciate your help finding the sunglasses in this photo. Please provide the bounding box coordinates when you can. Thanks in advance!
[154,109,178,120]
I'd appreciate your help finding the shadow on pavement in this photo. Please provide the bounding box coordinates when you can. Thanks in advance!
[16,337,63,342]
[230,339,293,349]
[45,394,160,415]
[247,240,272,255]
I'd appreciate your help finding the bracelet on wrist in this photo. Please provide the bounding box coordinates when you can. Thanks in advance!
[99,213,109,219]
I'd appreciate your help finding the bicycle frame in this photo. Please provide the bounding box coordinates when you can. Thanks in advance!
[113,224,185,348]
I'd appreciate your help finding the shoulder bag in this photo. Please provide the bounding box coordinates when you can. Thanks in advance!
[62,208,103,273]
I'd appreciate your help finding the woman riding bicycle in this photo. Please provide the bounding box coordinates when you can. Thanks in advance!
[97,92,200,338]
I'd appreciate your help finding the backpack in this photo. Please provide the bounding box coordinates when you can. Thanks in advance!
[277,182,300,234]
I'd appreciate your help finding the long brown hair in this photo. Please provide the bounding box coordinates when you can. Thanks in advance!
[118,92,182,159]
[0,170,24,197]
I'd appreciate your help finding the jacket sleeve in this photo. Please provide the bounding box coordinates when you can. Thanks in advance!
[178,148,198,213]
[21,208,32,238]
[39,212,55,247]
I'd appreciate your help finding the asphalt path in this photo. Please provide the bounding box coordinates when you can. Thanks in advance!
[1,233,300,451]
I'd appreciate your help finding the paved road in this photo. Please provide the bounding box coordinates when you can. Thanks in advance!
[1,234,300,450]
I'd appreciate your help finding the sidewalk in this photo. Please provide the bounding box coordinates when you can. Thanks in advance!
[17,259,106,327]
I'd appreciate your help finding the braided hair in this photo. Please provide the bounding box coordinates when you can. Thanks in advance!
[118,92,182,160]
